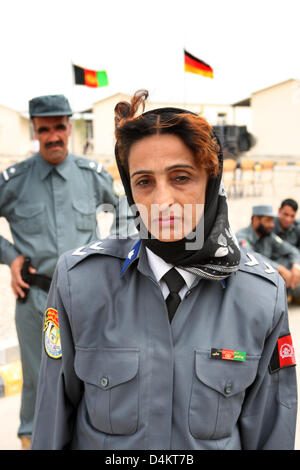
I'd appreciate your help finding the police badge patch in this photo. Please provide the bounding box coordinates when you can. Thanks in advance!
[43,308,62,359]
[269,334,296,374]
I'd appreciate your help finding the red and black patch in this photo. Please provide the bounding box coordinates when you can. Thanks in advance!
[269,334,296,374]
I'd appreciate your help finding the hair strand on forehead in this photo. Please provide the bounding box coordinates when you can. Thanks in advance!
[114,90,220,178]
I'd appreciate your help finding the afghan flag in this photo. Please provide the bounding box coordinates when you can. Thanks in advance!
[73,64,109,88]
[184,50,213,78]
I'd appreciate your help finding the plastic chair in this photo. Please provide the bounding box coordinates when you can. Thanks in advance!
[236,160,256,197]
[222,159,237,197]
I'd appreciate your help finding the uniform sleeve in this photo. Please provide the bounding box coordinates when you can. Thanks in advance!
[31,256,82,450]
[272,236,300,267]
[239,276,297,450]
[93,167,136,238]
[0,174,21,265]
[0,234,19,265]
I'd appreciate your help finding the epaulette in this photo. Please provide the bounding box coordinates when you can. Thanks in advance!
[1,159,32,182]
[272,233,284,244]
[75,157,103,174]
[66,238,137,271]
[238,247,278,286]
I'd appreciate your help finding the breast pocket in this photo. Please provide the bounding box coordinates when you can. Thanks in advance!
[74,348,139,435]
[189,350,260,440]
[72,200,96,231]
[14,203,45,235]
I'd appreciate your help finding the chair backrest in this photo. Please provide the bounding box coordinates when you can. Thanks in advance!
[223,159,237,172]
[260,160,274,170]
[240,160,255,170]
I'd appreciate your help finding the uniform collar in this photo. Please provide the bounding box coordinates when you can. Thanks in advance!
[37,152,73,180]
[120,239,197,289]
[145,247,196,289]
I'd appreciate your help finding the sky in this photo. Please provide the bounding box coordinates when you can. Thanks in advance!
[1,0,300,113]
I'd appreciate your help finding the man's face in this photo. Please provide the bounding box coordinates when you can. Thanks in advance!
[278,205,296,230]
[253,215,275,237]
[33,115,72,165]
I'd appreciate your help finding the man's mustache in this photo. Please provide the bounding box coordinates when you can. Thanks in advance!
[45,140,64,149]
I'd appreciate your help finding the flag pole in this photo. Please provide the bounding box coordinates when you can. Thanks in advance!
[183,48,187,106]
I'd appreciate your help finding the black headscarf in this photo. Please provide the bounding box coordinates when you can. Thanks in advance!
[115,107,240,280]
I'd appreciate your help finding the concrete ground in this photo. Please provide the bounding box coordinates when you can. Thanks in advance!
[0,165,300,450]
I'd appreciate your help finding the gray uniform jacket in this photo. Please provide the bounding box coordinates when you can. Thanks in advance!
[236,225,300,270]
[31,238,297,450]
[0,235,14,264]
[274,218,300,251]
[0,153,131,276]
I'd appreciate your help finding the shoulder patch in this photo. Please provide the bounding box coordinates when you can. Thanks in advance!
[75,157,102,174]
[1,160,31,182]
[113,179,125,197]
[43,308,62,359]
[269,334,296,374]
[238,249,278,285]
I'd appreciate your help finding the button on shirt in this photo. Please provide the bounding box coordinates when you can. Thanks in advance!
[146,247,196,299]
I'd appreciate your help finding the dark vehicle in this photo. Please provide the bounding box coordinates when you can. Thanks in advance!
[213,125,256,160]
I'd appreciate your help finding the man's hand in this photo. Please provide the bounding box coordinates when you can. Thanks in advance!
[10,255,37,299]
[291,263,300,289]
[278,264,293,288]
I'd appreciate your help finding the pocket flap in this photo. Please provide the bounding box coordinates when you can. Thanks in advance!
[72,200,95,215]
[74,348,139,390]
[194,350,260,397]
[15,203,44,218]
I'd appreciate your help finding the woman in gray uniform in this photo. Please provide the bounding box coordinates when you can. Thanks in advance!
[31,90,297,450]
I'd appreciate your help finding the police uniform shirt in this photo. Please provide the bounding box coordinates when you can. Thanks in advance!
[31,238,297,450]
[145,247,196,300]
[236,224,300,270]
[0,153,131,275]
[274,217,300,251]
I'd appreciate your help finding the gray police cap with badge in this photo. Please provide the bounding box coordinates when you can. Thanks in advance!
[29,94,72,118]
[252,205,277,217]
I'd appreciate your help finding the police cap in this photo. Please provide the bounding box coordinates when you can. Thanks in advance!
[29,94,72,118]
[252,205,276,217]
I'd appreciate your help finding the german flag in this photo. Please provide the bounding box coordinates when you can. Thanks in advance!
[184,50,213,78]
[73,64,109,88]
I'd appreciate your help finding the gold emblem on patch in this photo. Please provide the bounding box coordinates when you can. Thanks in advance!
[43,308,62,359]
[113,180,125,197]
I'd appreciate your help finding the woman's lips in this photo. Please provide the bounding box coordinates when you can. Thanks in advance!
[154,216,180,227]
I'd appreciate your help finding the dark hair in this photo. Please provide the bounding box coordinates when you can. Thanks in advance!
[114,89,220,177]
[280,198,298,212]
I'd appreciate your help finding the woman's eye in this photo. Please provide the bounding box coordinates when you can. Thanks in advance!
[174,175,190,183]
[136,178,150,186]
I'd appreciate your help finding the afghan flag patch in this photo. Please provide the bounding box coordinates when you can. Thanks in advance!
[43,308,62,359]
[269,334,296,374]
[211,348,246,362]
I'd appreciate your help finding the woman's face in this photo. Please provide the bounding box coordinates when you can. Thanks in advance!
[129,133,208,242]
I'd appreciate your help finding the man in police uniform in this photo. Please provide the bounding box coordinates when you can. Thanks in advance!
[0,94,133,449]
[236,205,300,301]
[274,199,300,251]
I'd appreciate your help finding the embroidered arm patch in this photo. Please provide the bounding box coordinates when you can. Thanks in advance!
[43,308,62,359]
[269,334,296,374]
